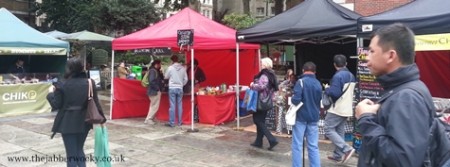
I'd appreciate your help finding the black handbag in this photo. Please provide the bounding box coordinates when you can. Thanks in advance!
[257,92,273,111]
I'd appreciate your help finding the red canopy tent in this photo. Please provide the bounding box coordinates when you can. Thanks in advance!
[111,8,260,128]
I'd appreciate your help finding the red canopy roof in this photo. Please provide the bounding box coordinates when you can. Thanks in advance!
[112,8,259,50]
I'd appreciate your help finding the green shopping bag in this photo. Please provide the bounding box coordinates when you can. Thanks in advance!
[94,126,112,167]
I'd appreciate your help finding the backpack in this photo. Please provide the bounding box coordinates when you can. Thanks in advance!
[380,82,450,167]
[425,114,450,167]
[141,71,149,87]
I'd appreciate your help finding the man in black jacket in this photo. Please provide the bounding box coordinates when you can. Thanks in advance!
[355,23,433,167]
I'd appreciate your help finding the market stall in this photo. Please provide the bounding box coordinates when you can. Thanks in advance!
[0,8,70,117]
[357,0,450,98]
[237,0,361,135]
[111,8,259,126]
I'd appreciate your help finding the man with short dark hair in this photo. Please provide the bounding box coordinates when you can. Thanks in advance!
[291,61,322,167]
[164,55,187,127]
[355,23,437,167]
[185,58,206,93]
[324,54,356,163]
[144,60,164,125]
[8,58,27,80]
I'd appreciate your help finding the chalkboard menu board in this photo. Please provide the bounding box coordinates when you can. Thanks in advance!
[357,47,383,101]
[353,47,384,153]
[177,29,193,46]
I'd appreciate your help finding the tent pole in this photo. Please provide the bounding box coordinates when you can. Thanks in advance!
[188,47,198,132]
[258,49,262,71]
[292,46,296,74]
[236,43,240,130]
[110,50,114,120]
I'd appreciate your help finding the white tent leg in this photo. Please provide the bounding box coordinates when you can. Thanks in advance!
[236,43,240,129]
[110,50,114,120]
[189,48,197,131]
[258,49,262,71]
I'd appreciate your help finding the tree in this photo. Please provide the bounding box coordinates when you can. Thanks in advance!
[93,0,160,35]
[36,0,91,33]
[222,13,259,30]
[36,0,160,35]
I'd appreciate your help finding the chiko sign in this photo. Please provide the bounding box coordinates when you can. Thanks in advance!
[2,90,38,104]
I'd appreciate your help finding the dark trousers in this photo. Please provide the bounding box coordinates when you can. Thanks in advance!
[62,129,89,167]
[252,109,277,145]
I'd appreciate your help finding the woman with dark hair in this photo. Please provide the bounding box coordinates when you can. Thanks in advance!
[51,57,106,167]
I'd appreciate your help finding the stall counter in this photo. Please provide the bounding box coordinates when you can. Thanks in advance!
[112,78,192,124]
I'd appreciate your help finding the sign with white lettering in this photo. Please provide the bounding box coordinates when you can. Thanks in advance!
[0,83,52,117]
[133,47,172,56]
[177,29,194,46]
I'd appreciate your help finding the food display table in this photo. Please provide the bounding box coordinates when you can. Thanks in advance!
[112,78,191,124]
[196,92,237,125]
[155,93,192,124]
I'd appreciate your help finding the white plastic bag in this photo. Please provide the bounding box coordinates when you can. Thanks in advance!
[285,79,303,126]
[286,102,303,126]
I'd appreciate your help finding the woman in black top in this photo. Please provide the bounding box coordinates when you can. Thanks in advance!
[51,57,106,167]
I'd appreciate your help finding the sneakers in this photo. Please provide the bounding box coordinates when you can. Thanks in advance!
[327,156,342,162]
[164,123,174,127]
[144,119,155,125]
[342,149,355,163]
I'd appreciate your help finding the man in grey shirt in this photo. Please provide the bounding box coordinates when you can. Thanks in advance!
[164,55,188,127]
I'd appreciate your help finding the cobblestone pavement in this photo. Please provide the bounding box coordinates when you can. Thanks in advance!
[0,90,358,167]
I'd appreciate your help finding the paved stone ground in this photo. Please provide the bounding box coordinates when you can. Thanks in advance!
[0,90,358,167]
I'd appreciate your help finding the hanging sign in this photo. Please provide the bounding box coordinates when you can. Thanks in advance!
[0,47,67,55]
[177,29,194,46]
[415,33,450,51]
[133,47,172,56]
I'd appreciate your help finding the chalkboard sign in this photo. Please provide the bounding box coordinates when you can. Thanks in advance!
[353,47,385,154]
[357,47,383,101]
[177,29,193,46]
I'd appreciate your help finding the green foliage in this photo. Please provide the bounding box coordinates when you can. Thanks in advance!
[115,51,151,65]
[94,0,160,34]
[36,0,88,32]
[222,13,260,30]
[37,0,160,34]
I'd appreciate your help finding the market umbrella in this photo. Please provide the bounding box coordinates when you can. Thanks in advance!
[44,30,69,39]
[61,30,114,42]
[61,30,114,71]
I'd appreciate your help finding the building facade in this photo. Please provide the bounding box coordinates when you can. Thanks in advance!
[0,0,35,26]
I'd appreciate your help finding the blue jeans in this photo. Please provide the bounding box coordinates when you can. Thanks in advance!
[292,121,320,167]
[168,88,183,126]
[62,129,89,167]
[324,112,353,159]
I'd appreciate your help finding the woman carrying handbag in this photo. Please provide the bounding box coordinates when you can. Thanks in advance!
[51,57,106,167]
[249,57,279,151]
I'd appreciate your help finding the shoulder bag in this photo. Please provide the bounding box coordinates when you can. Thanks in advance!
[85,79,105,124]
